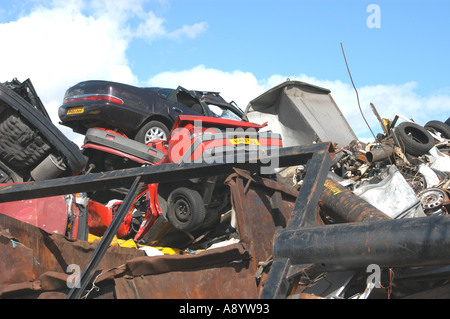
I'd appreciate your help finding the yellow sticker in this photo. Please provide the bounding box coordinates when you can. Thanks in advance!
[324,180,342,195]
[229,137,260,145]
[67,106,84,115]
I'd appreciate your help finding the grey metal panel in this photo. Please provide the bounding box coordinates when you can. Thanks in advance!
[245,81,357,148]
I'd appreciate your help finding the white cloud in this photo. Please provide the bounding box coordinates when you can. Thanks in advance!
[0,0,209,143]
[168,22,208,40]
[147,68,450,141]
[0,1,136,102]
[135,11,167,41]
[146,64,264,109]
[135,13,208,42]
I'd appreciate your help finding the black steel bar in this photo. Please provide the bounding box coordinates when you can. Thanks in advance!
[260,145,333,299]
[259,258,292,299]
[66,176,144,299]
[273,214,450,273]
[0,144,331,203]
[287,147,333,228]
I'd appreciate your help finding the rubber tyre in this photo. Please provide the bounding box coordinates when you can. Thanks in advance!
[424,120,450,139]
[134,120,170,144]
[167,187,206,232]
[0,109,51,170]
[394,122,435,156]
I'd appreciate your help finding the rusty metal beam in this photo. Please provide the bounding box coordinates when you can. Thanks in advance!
[0,143,333,203]
[319,178,392,223]
[287,147,333,228]
[260,144,333,299]
[66,176,144,299]
[273,214,450,273]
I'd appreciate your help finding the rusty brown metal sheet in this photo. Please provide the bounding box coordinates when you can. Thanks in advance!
[113,243,258,299]
[225,168,299,272]
[0,228,36,285]
[0,213,145,298]
[0,168,304,299]
[0,213,145,277]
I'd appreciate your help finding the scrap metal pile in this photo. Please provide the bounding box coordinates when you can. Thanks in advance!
[0,79,449,299]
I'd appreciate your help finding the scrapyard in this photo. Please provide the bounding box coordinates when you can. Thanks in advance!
[0,78,449,300]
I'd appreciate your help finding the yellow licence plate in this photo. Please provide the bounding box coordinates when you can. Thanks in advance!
[67,106,84,115]
[229,138,260,145]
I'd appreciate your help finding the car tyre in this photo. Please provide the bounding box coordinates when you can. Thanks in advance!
[135,120,170,144]
[167,187,206,232]
[394,122,435,156]
[424,120,450,139]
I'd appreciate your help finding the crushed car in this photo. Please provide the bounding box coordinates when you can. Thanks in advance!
[0,79,86,183]
[83,114,282,248]
[0,79,88,241]
[57,80,283,248]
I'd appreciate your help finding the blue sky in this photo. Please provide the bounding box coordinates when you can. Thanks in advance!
[130,0,449,91]
[0,0,449,144]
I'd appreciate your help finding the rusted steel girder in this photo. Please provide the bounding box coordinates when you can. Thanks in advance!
[66,176,144,299]
[319,178,392,223]
[261,177,450,299]
[260,145,333,299]
[0,143,333,203]
[273,214,450,273]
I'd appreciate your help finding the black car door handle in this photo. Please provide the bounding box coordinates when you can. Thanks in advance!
[173,107,183,113]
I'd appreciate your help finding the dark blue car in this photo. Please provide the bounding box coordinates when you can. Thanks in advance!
[58,80,244,144]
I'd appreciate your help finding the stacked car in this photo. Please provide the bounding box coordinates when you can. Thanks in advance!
[57,80,282,247]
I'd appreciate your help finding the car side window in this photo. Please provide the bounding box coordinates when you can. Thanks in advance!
[157,89,173,99]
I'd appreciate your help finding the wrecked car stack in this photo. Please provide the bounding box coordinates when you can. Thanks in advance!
[0,79,449,299]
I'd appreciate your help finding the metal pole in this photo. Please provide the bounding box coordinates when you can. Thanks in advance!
[260,146,333,299]
[273,214,450,273]
[66,176,143,299]
[0,144,331,203]
[319,178,392,223]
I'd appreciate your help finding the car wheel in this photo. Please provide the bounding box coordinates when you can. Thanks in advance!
[394,122,435,156]
[167,187,206,232]
[424,120,450,139]
[135,120,170,144]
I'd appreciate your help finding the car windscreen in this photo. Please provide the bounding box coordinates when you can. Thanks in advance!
[207,103,243,121]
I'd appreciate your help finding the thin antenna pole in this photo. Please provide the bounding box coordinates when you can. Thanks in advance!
[340,42,393,165]
[340,42,378,142]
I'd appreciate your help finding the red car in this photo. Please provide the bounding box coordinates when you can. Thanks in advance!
[85,115,282,245]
